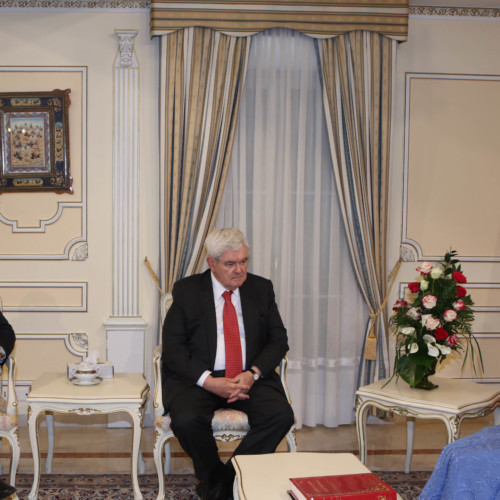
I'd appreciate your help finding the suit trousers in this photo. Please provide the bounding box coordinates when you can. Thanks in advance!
[169,381,294,480]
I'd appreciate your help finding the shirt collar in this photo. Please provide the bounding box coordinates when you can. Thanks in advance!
[210,272,241,300]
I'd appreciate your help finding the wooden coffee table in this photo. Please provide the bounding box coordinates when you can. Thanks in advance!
[232,452,403,500]
[27,372,149,499]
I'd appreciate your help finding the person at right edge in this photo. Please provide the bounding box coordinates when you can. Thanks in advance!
[0,310,16,500]
[162,227,295,500]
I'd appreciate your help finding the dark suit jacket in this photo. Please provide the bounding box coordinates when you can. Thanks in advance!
[0,311,16,366]
[161,270,289,412]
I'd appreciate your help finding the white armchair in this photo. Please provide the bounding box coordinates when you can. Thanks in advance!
[0,356,20,487]
[152,293,296,500]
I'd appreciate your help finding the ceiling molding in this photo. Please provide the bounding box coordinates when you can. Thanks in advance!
[410,5,500,16]
[0,0,149,8]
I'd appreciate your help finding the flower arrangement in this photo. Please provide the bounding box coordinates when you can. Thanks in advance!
[390,250,483,390]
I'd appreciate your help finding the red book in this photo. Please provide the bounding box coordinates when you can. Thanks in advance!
[288,473,397,500]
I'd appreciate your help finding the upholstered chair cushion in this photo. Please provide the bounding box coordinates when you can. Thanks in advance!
[155,408,250,433]
[0,412,17,432]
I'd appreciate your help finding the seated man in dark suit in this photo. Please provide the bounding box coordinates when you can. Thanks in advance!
[162,227,294,500]
[0,310,16,500]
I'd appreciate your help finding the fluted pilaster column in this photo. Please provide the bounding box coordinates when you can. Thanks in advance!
[105,30,146,375]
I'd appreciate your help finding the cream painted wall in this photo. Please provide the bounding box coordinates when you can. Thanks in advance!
[388,13,500,381]
[0,10,160,414]
[1,7,499,421]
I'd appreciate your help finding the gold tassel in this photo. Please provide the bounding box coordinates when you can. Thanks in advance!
[364,326,378,361]
[364,258,402,360]
[144,257,165,297]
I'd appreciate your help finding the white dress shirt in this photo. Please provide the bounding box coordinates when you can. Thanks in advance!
[197,272,246,387]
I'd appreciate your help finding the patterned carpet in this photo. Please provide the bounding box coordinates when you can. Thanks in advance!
[6,471,431,499]
[374,470,432,500]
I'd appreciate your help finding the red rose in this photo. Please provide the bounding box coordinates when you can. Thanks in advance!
[453,271,467,283]
[392,299,408,311]
[408,282,420,293]
[455,285,467,297]
[435,328,449,341]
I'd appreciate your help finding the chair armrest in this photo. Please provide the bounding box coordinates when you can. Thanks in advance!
[278,356,292,405]
[153,345,165,418]
[5,356,17,417]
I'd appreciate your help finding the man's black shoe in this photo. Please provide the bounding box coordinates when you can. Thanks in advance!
[0,478,15,500]
[195,479,211,500]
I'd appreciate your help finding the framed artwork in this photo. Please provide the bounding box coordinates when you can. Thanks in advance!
[0,89,72,193]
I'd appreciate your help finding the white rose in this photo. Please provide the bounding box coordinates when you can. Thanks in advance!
[443,309,458,322]
[422,295,438,309]
[424,315,440,331]
[406,307,421,320]
[430,267,443,279]
[416,262,433,274]
[420,280,429,291]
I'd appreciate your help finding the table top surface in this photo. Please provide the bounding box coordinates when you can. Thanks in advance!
[27,372,149,403]
[232,452,403,500]
[356,376,500,411]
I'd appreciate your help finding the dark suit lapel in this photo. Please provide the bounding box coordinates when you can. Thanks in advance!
[240,277,259,367]
[200,270,218,366]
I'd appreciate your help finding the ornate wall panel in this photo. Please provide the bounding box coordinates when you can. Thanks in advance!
[402,73,500,262]
[0,282,87,312]
[0,67,87,260]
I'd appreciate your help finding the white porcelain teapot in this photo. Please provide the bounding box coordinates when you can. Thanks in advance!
[70,362,102,384]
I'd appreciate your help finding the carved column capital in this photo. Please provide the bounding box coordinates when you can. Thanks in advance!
[115,29,138,67]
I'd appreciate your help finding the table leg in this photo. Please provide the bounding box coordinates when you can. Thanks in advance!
[28,407,42,500]
[233,477,239,500]
[128,408,143,500]
[45,412,54,473]
[355,399,369,465]
[404,417,415,473]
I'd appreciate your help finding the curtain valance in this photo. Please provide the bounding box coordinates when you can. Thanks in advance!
[150,0,409,40]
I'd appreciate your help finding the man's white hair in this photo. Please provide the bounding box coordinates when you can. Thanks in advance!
[205,227,249,261]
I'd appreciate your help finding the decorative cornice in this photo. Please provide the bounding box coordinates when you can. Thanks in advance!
[410,5,500,18]
[0,0,149,8]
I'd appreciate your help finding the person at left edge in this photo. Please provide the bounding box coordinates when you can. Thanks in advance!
[0,310,16,500]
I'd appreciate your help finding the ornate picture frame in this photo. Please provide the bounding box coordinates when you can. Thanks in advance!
[0,89,72,193]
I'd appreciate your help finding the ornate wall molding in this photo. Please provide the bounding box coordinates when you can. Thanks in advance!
[71,242,88,261]
[410,6,500,18]
[400,245,416,262]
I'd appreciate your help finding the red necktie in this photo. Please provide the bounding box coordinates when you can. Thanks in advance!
[222,291,243,378]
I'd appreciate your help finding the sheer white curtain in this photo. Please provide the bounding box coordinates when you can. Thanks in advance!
[216,29,368,429]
